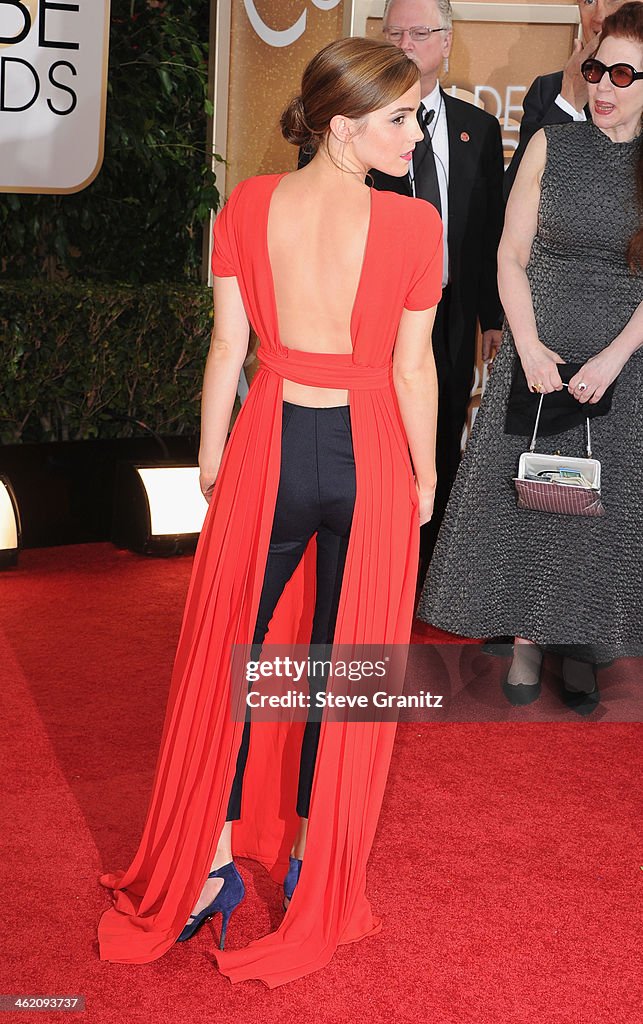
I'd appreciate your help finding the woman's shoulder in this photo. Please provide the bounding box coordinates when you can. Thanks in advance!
[542,120,594,149]
[374,187,442,236]
[538,122,596,178]
[221,173,285,211]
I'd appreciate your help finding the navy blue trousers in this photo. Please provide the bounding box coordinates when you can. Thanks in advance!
[226,402,356,820]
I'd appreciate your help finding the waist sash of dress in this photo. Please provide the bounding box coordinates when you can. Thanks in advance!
[257,345,392,391]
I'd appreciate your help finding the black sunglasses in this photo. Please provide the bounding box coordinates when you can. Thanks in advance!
[581,58,643,88]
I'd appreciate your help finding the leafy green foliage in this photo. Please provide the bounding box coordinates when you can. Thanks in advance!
[0,281,213,443]
[0,0,219,283]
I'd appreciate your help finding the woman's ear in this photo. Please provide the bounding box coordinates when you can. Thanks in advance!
[329,114,358,145]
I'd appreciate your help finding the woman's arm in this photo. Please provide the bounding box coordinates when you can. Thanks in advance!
[198,276,250,500]
[568,299,643,403]
[613,301,643,360]
[498,129,565,393]
[392,306,439,525]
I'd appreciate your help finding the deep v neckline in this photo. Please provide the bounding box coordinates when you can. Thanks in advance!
[264,172,375,355]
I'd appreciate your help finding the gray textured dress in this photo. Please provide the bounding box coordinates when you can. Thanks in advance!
[417,122,643,661]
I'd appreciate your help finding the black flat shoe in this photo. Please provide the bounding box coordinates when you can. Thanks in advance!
[561,658,600,717]
[561,684,600,716]
[502,679,542,706]
[561,659,602,716]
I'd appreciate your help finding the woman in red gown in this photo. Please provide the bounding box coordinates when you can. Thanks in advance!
[98,37,442,986]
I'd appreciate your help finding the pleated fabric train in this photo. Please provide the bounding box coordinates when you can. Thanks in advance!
[97,174,443,986]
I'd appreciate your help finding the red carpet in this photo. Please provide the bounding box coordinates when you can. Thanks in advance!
[0,544,640,1023]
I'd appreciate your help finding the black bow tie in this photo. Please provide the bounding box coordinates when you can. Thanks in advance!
[418,105,436,131]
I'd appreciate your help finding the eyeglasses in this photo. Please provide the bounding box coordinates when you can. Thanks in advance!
[581,58,643,88]
[383,26,448,43]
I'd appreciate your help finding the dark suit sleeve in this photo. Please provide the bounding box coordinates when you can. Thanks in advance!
[478,114,505,333]
[504,73,571,198]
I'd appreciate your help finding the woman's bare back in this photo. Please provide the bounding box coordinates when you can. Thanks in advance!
[266,171,372,406]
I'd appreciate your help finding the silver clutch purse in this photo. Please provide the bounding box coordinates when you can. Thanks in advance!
[513,391,605,517]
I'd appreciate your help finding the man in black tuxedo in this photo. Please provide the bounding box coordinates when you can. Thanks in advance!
[504,0,633,196]
[378,0,505,579]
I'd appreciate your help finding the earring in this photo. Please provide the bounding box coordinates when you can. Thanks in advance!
[443,55,449,74]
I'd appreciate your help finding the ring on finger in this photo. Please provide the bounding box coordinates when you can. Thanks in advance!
[577,382,588,393]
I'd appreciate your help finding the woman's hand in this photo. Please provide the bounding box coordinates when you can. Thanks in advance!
[199,465,219,504]
[568,344,628,404]
[416,479,436,526]
[518,342,566,394]
[482,329,503,365]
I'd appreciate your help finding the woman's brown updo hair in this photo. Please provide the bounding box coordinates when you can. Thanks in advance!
[597,2,643,271]
[280,37,420,154]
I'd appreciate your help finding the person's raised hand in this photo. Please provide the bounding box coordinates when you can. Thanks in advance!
[560,33,599,114]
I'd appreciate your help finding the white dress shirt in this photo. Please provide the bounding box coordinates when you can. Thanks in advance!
[555,93,587,122]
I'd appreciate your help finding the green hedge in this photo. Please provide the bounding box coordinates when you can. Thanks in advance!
[0,282,213,444]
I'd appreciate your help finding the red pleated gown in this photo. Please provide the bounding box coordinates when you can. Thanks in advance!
[98,173,442,986]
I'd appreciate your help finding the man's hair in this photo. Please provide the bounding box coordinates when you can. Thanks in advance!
[383,0,454,31]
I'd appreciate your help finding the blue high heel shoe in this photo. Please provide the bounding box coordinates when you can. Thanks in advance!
[176,862,245,949]
[282,856,302,911]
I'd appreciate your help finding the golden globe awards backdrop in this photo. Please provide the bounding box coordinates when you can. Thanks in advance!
[0,0,111,193]
[212,0,346,198]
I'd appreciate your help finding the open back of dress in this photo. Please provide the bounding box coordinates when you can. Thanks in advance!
[266,175,372,356]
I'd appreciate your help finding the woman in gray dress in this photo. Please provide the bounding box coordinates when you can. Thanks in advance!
[417,2,643,714]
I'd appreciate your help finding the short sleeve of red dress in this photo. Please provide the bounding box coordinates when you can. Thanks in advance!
[211,182,244,277]
[403,201,444,311]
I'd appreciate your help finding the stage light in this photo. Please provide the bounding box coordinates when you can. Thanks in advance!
[0,475,21,568]
[111,463,208,555]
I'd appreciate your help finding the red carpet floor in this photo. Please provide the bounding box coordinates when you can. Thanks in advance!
[0,544,641,1024]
